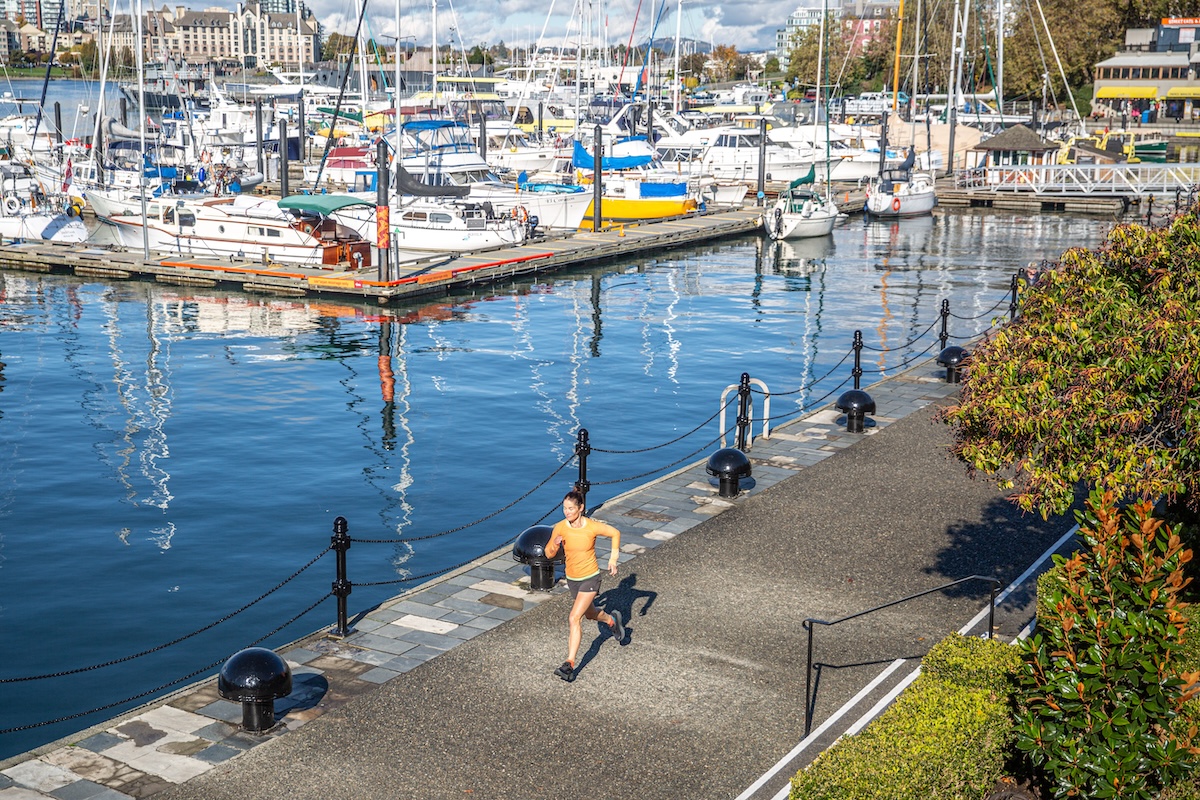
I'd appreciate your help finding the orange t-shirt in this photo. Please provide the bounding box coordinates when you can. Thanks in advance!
[547,517,619,581]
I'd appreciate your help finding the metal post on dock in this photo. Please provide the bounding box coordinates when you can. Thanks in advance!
[53,102,62,145]
[279,119,289,197]
[1146,194,1154,226]
[376,137,390,282]
[756,118,767,206]
[735,373,752,451]
[574,428,591,499]
[1010,273,1020,321]
[331,516,353,638]
[254,99,264,178]
[852,330,863,390]
[297,90,306,164]
[939,299,950,350]
[593,124,603,232]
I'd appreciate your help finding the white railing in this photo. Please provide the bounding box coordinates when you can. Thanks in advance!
[953,163,1200,196]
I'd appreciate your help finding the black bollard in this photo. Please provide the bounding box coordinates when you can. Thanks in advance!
[218,648,292,733]
[836,389,876,433]
[513,525,563,591]
[331,516,353,637]
[937,346,970,383]
[707,448,752,498]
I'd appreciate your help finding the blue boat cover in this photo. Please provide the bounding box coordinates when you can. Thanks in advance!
[572,140,653,170]
[639,182,687,197]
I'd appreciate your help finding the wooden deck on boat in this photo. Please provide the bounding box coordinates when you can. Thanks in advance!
[0,207,765,304]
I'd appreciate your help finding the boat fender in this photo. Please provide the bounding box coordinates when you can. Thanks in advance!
[66,203,81,218]
[892,197,901,212]
[3,194,20,214]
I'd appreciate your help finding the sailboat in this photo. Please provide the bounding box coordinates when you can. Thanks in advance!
[864,147,937,218]
[763,164,838,239]
[764,0,839,240]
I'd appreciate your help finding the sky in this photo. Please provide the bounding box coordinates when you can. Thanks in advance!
[258,0,788,57]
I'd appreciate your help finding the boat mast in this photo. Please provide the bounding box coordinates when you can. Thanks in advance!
[890,0,904,114]
[135,0,149,258]
[944,0,961,177]
[431,0,438,105]
[996,0,1003,115]
[813,0,827,194]
[908,0,921,147]
[672,0,681,113]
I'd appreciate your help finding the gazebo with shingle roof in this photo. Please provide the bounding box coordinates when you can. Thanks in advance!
[971,124,1060,166]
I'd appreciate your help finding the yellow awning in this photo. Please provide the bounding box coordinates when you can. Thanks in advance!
[1166,86,1200,98]
[1095,85,1159,99]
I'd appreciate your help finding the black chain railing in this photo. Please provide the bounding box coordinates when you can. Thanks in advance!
[0,593,331,735]
[0,547,332,684]
[3,273,1029,741]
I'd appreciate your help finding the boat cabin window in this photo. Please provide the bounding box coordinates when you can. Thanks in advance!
[178,210,195,227]
[402,211,428,221]
[163,207,175,223]
[267,227,281,237]
[429,212,452,224]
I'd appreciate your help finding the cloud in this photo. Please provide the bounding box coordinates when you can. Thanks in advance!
[204,0,785,53]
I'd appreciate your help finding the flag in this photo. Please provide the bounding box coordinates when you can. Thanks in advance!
[62,158,72,193]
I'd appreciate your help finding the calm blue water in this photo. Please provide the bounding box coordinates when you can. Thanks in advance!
[1,78,123,140]
[0,210,1115,757]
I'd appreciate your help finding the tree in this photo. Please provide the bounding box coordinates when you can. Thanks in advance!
[786,17,861,97]
[763,55,780,75]
[941,213,1200,519]
[322,32,356,61]
[710,44,740,82]
[466,44,493,65]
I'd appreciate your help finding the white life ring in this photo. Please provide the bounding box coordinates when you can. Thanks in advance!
[3,194,19,214]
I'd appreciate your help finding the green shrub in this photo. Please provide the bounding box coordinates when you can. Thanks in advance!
[1013,490,1199,800]
[1035,563,1064,630]
[789,634,1017,800]
[923,632,1022,695]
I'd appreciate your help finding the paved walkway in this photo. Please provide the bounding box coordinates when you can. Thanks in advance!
[0,359,1077,800]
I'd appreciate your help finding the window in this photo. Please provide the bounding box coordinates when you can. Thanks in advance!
[178,211,195,226]
[267,227,281,237]
[163,207,175,223]
[430,213,452,224]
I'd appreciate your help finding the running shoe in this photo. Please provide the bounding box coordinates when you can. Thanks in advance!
[609,610,625,643]
[554,661,575,682]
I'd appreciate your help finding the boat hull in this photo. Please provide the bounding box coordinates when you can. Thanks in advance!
[580,196,698,227]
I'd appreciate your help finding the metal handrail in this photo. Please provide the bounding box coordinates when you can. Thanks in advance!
[801,574,1001,735]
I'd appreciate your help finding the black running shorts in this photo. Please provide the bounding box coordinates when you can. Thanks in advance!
[566,574,602,596]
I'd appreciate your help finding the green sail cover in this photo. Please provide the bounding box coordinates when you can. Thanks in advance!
[788,164,816,189]
[277,195,375,215]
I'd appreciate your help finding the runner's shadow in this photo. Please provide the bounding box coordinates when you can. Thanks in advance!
[574,574,656,677]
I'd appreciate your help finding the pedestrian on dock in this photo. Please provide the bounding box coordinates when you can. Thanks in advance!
[544,489,626,682]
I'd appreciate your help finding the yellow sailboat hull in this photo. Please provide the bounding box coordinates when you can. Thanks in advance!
[580,196,698,228]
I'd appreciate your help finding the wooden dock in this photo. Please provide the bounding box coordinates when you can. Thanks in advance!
[0,207,765,305]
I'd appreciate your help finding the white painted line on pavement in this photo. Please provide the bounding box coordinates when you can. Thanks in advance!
[742,522,1081,800]
[731,659,909,800]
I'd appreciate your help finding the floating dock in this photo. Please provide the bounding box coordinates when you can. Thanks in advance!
[0,207,766,304]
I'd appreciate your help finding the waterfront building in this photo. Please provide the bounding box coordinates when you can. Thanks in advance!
[1092,20,1200,121]
[775,2,843,69]
[104,0,318,69]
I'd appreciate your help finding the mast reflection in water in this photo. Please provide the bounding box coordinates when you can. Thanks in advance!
[0,211,1116,756]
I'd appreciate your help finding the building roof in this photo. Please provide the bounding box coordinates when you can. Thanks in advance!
[972,123,1057,152]
[1094,51,1190,67]
[174,10,230,27]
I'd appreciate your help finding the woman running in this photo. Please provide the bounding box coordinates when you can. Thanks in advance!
[543,489,625,682]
